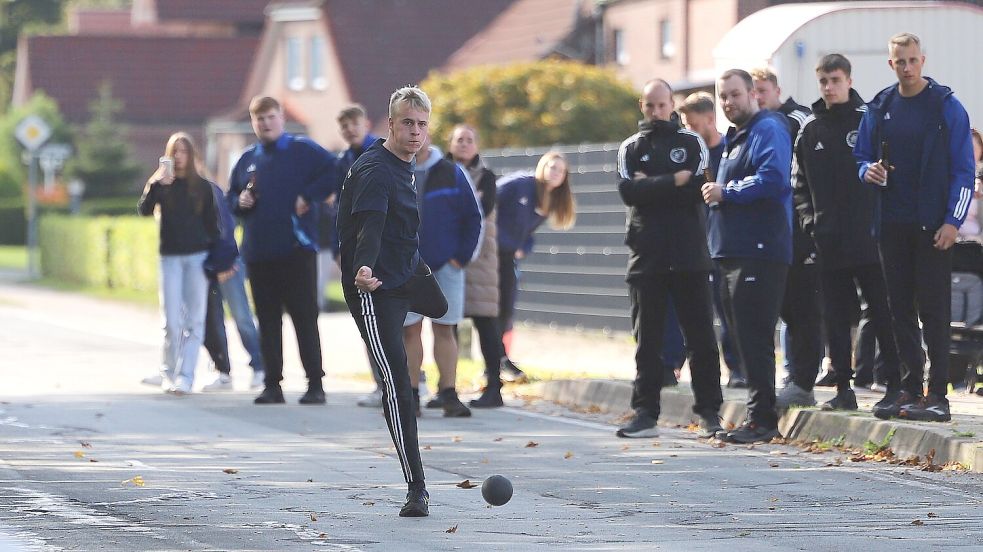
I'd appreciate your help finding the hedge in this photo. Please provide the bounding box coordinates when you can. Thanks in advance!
[40,215,158,291]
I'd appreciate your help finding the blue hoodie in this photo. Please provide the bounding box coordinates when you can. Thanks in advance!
[414,146,482,271]
[853,77,975,231]
[496,173,546,255]
[707,109,793,264]
[204,182,239,276]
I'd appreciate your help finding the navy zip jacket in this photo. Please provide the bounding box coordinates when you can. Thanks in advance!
[204,182,238,277]
[854,77,975,231]
[228,133,336,263]
[707,109,793,264]
[496,173,545,255]
[323,133,379,257]
[415,148,482,271]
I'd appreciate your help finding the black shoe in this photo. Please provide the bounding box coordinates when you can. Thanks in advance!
[500,358,528,383]
[726,377,748,389]
[899,393,951,422]
[399,488,430,517]
[440,390,472,418]
[814,369,837,388]
[299,386,326,405]
[469,387,504,408]
[254,386,285,404]
[616,410,659,438]
[821,389,858,411]
[424,394,445,409]
[696,413,724,439]
[721,420,781,444]
[872,390,919,420]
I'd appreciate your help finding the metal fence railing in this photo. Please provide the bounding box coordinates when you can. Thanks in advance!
[482,143,632,334]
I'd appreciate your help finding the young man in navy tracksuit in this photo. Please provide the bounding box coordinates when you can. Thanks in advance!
[229,96,337,405]
[854,33,975,422]
[702,69,793,443]
[614,79,723,440]
[404,140,482,418]
[336,87,433,517]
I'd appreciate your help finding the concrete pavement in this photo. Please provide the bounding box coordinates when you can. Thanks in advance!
[2,273,983,549]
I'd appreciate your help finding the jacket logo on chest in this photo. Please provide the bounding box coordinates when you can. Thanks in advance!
[728,145,741,159]
[884,112,891,120]
[640,153,650,162]
[814,142,824,151]
[669,148,687,163]
[846,130,858,148]
[519,196,529,205]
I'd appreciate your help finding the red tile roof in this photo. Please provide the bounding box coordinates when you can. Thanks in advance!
[23,35,259,125]
[443,0,588,71]
[154,0,270,24]
[322,0,515,123]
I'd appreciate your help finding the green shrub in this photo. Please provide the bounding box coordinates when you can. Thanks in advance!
[39,215,112,286]
[107,216,157,291]
[0,197,25,245]
[80,196,139,217]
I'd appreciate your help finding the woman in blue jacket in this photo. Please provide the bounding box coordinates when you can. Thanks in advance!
[138,132,219,395]
[495,152,576,382]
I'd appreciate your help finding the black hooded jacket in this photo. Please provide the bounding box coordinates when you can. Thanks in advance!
[616,114,713,279]
[792,89,880,269]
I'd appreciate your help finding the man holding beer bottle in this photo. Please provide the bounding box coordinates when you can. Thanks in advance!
[854,33,975,422]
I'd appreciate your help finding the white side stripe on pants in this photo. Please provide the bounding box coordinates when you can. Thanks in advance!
[359,290,411,482]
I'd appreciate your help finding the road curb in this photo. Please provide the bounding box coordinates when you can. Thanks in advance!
[540,379,983,472]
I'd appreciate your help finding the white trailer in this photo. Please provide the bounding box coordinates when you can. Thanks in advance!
[713,1,983,126]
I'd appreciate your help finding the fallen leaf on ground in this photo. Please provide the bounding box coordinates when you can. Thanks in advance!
[222,468,238,474]
[621,445,630,451]
[310,512,317,522]
[307,478,314,482]
[564,452,574,459]
[480,458,489,464]
[911,519,924,526]
[456,480,477,489]
[452,436,463,443]
[927,512,938,518]
[445,524,458,534]
[711,442,727,449]
[318,533,328,538]
[80,441,92,448]
[73,451,85,459]
[121,476,145,487]
[493,437,503,442]
[362,501,375,506]
[525,441,539,448]
[89,459,98,463]
[768,463,780,468]
[423,445,432,450]
[651,460,664,465]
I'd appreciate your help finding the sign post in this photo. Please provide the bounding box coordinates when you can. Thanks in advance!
[15,115,52,279]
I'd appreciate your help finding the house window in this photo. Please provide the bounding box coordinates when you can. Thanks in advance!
[310,36,326,90]
[659,19,675,59]
[286,37,305,90]
[612,29,628,65]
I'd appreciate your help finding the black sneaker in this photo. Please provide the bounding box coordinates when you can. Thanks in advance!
[399,488,430,517]
[821,389,858,411]
[440,391,472,418]
[721,420,781,444]
[899,393,951,422]
[696,413,724,439]
[469,387,504,408]
[616,411,659,438]
[872,390,919,420]
[299,386,326,405]
[814,368,837,388]
[424,394,445,409]
[254,386,285,404]
[726,377,748,389]
[500,358,528,383]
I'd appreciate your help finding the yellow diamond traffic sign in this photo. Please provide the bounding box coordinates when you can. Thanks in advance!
[15,115,51,152]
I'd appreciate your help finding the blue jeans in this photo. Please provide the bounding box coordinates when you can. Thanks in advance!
[159,251,209,388]
[217,258,265,373]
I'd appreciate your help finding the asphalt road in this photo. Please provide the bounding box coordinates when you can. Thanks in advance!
[2,283,983,551]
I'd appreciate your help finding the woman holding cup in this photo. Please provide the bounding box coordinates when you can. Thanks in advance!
[138,132,220,394]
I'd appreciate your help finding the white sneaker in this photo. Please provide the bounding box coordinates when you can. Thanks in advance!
[202,374,233,392]
[250,371,265,390]
[357,388,383,408]
[141,374,163,387]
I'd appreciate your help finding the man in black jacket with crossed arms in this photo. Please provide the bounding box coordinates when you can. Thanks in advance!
[615,78,724,439]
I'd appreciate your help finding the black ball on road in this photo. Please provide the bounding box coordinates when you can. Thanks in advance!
[481,475,513,506]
